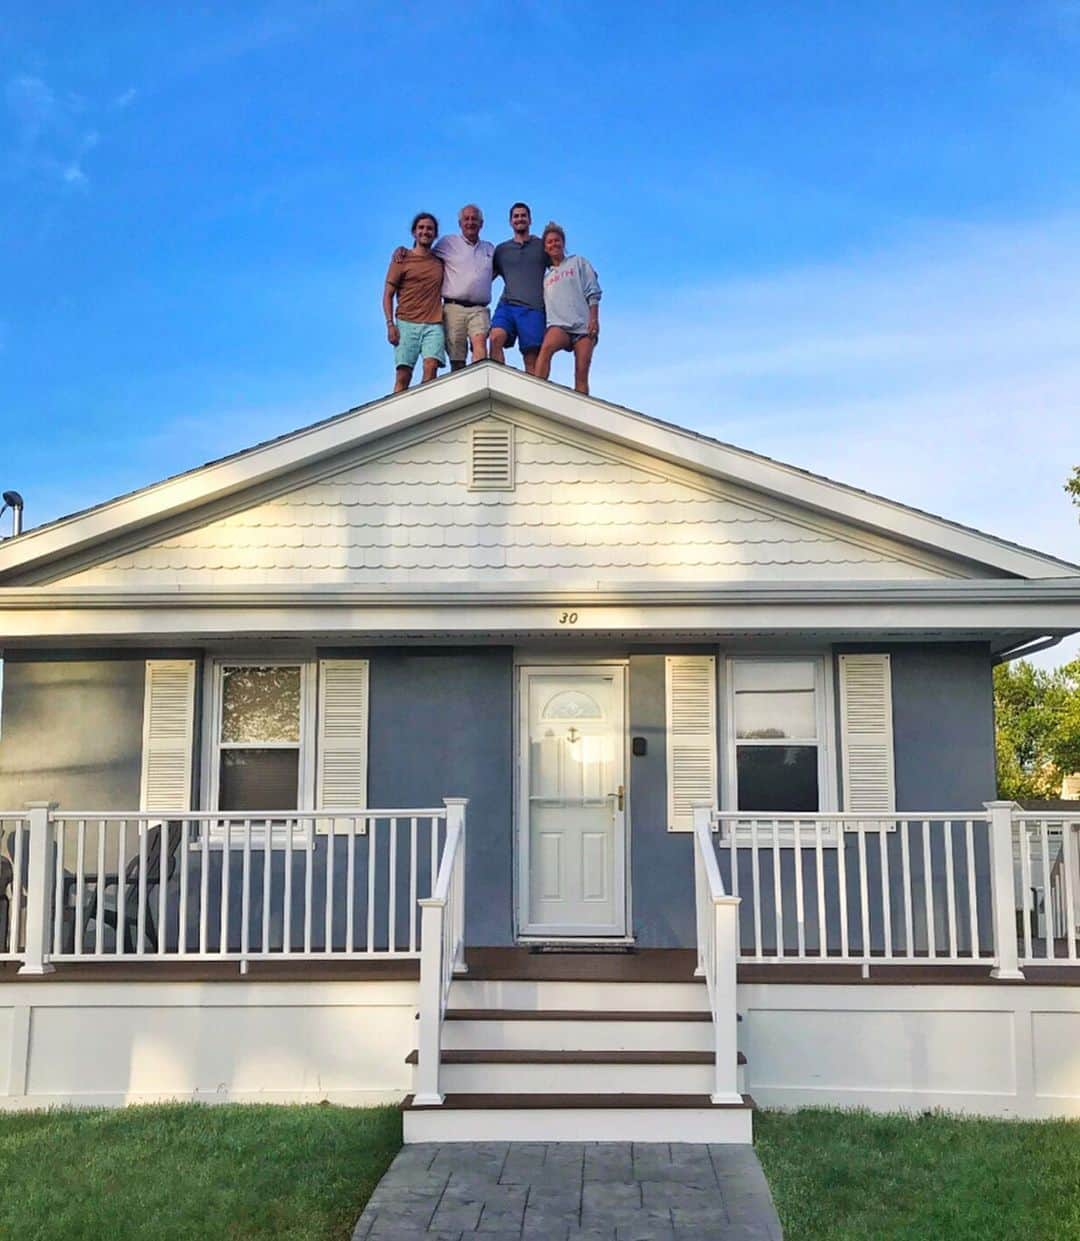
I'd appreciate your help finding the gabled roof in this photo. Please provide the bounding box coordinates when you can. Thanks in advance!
[0,363,1075,583]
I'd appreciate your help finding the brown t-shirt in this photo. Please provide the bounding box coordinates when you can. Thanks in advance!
[385,249,444,324]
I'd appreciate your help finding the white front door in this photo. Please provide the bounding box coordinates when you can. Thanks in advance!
[518,666,627,937]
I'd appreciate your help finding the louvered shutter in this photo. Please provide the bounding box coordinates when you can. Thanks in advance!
[139,659,196,811]
[316,659,369,832]
[666,655,718,832]
[468,422,514,490]
[839,654,896,813]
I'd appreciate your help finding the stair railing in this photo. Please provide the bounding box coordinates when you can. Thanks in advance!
[414,797,469,1106]
[692,806,743,1104]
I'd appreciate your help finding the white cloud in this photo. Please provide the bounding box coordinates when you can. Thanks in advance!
[596,215,1080,571]
[5,74,100,190]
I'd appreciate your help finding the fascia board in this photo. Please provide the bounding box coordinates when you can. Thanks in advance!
[0,369,492,578]
[485,368,1078,580]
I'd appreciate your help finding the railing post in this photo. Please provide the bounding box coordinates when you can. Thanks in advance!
[986,800,1024,980]
[711,895,743,1104]
[693,807,712,978]
[415,897,446,1106]
[18,802,57,976]
[444,798,468,975]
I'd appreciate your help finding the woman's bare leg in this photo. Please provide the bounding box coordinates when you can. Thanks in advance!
[572,337,595,394]
[536,327,571,381]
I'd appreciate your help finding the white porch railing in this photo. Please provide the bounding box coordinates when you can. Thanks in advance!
[414,798,468,1106]
[691,807,743,1105]
[0,801,467,973]
[708,810,999,971]
[0,813,29,961]
[1014,812,1080,965]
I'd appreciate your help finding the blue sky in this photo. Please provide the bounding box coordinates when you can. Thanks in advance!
[2,2,1079,659]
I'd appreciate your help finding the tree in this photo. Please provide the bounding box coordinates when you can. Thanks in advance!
[994,658,1080,800]
[1068,466,1080,511]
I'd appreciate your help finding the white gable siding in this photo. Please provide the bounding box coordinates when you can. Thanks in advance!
[65,417,955,586]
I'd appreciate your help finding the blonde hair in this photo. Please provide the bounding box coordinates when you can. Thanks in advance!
[542,220,565,244]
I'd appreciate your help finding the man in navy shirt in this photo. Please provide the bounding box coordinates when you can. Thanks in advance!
[489,202,548,374]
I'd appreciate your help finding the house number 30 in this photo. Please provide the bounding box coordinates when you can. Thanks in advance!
[558,610,579,624]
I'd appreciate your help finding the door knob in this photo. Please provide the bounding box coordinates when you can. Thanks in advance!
[608,785,624,811]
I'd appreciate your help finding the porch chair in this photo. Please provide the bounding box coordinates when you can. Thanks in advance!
[0,851,13,953]
[79,820,185,954]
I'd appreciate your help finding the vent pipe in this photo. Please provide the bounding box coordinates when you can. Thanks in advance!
[0,491,24,538]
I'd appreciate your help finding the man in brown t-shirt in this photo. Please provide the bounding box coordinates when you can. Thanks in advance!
[382,212,446,392]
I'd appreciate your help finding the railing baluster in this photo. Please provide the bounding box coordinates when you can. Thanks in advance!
[837,822,850,958]
[346,818,356,954]
[794,819,805,959]
[95,819,106,956]
[750,819,762,958]
[75,819,86,955]
[137,821,148,955]
[880,820,893,962]
[965,819,979,959]
[367,818,377,954]
[178,818,189,955]
[1063,822,1079,962]
[303,817,313,955]
[1020,819,1033,962]
[814,819,826,958]
[157,820,169,956]
[922,819,937,960]
[900,819,914,958]
[220,816,231,955]
[326,817,336,953]
[389,817,398,954]
[1041,818,1053,959]
[11,820,25,956]
[199,817,209,955]
[241,820,252,960]
[772,821,784,960]
[944,819,958,959]
[409,816,418,954]
[857,824,870,966]
[116,820,127,957]
[283,816,294,954]
[49,818,62,956]
[262,817,272,955]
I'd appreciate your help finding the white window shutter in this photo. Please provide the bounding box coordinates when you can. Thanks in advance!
[839,654,896,813]
[316,660,369,826]
[140,659,196,812]
[666,655,718,832]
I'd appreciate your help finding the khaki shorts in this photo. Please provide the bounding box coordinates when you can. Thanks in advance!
[443,302,491,362]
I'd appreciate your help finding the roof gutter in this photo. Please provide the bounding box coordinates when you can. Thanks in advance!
[991,635,1064,666]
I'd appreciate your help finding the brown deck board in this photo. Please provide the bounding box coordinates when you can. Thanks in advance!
[465,947,700,982]
[0,959,419,983]
[404,1049,740,1065]
[445,1008,711,1022]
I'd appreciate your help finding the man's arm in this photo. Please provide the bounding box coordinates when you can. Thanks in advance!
[382,260,401,346]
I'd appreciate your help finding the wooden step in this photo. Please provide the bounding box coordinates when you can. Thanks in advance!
[445,1008,711,1022]
[406,1049,745,1065]
[401,1092,755,1143]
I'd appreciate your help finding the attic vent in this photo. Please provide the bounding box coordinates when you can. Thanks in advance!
[469,423,514,490]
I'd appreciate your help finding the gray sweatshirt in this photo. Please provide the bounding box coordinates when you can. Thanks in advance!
[543,255,602,333]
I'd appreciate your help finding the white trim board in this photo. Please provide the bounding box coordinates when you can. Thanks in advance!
[0,365,1075,584]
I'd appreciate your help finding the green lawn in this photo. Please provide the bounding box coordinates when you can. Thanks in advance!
[755,1108,1080,1240]
[0,1103,401,1240]
[1,1104,1078,1239]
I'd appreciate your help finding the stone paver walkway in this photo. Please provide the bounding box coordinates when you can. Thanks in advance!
[352,1141,782,1240]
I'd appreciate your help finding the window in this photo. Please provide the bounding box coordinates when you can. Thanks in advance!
[209,661,315,815]
[724,657,833,814]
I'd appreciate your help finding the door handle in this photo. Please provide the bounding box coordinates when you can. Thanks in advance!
[608,785,624,812]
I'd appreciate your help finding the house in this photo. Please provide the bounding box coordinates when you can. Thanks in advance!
[0,362,1078,1141]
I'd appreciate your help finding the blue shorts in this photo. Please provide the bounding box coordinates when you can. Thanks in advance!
[394,319,446,370]
[491,302,546,353]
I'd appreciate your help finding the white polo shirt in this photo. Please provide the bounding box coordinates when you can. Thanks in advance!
[433,234,495,305]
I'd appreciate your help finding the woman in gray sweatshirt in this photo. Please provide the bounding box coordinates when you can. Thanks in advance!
[535,222,602,395]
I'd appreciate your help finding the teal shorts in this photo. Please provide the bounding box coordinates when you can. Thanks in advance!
[394,319,446,370]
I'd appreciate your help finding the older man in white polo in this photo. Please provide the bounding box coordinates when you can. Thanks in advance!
[433,204,495,370]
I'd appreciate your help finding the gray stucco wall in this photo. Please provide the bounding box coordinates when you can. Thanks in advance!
[0,657,146,811]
